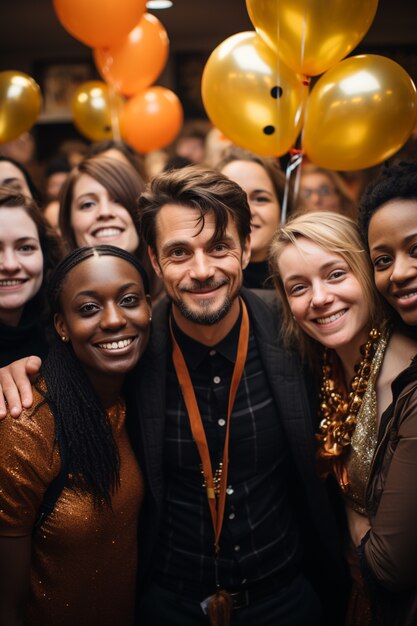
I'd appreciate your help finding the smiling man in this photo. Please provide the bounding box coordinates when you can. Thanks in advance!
[0,166,345,626]
[132,165,345,626]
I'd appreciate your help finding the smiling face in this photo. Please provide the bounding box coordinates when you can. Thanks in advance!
[368,199,417,325]
[54,255,151,400]
[299,172,342,214]
[221,160,280,262]
[0,161,32,198]
[149,204,250,340]
[277,237,370,358]
[70,174,139,252]
[0,207,43,326]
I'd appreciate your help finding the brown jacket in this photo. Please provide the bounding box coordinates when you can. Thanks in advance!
[360,358,417,625]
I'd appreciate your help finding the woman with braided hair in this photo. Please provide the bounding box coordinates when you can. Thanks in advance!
[0,244,151,625]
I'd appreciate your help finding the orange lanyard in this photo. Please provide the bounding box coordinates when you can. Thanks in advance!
[169,299,249,553]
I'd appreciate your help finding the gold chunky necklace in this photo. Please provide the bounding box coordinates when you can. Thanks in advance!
[317,327,382,460]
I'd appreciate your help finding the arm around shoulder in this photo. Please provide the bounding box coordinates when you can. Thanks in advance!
[0,356,42,419]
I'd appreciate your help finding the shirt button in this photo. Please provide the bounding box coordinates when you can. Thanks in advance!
[229,512,235,520]
[213,376,221,384]
[218,418,226,427]
[241,578,247,585]
[234,545,240,552]
[226,486,234,495]
[209,349,216,356]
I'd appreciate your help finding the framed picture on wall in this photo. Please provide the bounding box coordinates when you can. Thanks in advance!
[34,60,97,122]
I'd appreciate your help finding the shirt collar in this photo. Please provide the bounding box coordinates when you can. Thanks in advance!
[170,304,242,370]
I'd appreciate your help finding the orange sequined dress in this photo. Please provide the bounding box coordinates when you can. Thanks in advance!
[0,387,144,626]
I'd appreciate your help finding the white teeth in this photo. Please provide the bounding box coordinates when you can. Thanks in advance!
[98,338,133,350]
[397,291,417,299]
[0,280,24,286]
[93,228,122,238]
[316,310,346,325]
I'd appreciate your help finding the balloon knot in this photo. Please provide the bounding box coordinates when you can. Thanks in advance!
[302,76,311,86]
[290,147,304,158]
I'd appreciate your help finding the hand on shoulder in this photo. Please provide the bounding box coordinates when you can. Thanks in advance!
[0,356,42,419]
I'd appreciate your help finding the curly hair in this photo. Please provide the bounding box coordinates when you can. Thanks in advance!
[358,161,417,246]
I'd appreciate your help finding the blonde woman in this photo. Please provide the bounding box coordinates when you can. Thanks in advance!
[270,212,417,626]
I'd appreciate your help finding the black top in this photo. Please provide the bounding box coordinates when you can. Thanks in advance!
[0,299,49,367]
[243,260,274,290]
[152,306,301,595]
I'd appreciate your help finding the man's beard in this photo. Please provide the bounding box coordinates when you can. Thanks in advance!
[172,278,240,326]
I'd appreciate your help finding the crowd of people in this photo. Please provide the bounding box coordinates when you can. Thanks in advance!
[0,122,416,626]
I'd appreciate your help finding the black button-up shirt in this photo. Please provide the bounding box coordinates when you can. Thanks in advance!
[153,308,302,596]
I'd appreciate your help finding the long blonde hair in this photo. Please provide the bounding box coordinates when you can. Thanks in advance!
[269,211,385,363]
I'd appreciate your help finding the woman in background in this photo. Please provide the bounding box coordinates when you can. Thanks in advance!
[297,163,357,220]
[270,211,417,625]
[218,146,289,289]
[0,187,61,366]
[59,154,162,301]
[0,155,42,203]
[0,244,151,626]
[88,139,148,183]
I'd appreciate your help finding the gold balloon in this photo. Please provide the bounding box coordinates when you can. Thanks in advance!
[303,55,417,171]
[246,0,378,76]
[201,31,307,157]
[0,71,42,143]
[71,81,124,142]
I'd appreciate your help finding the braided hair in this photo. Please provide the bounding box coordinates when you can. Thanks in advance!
[34,245,149,506]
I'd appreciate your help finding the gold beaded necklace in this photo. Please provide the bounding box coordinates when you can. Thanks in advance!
[316,327,382,461]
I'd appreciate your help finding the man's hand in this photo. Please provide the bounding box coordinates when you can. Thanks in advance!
[0,356,42,419]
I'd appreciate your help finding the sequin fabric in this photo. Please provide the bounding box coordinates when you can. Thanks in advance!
[344,327,390,514]
[0,387,143,626]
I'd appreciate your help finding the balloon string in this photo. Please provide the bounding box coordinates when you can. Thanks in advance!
[281,150,304,224]
[109,86,121,141]
[300,7,307,75]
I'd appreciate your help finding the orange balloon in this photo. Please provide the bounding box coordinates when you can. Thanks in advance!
[94,13,169,96]
[53,0,146,47]
[121,87,183,153]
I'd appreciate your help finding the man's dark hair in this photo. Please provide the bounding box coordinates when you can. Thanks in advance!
[359,161,417,245]
[138,164,251,253]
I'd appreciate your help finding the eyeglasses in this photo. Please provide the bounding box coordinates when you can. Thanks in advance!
[299,185,337,199]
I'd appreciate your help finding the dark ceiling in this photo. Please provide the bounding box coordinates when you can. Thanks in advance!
[1,0,416,71]
[1,0,416,159]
